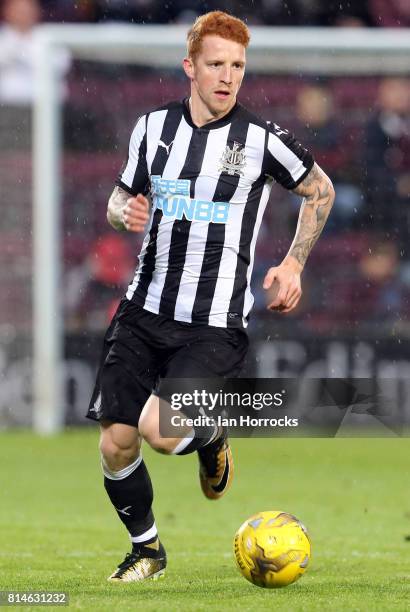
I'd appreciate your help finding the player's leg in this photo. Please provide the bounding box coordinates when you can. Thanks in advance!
[99,421,166,582]
[86,304,166,582]
[138,393,220,455]
[138,381,233,500]
[99,421,154,546]
[169,328,248,499]
[141,327,249,499]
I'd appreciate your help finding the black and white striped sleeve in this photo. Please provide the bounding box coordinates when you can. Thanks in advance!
[264,122,314,190]
[116,115,150,196]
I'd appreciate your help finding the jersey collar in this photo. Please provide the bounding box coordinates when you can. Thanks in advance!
[182,97,241,130]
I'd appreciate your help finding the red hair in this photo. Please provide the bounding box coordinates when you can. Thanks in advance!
[187,11,250,59]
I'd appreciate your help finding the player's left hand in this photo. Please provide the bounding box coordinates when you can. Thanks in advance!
[263,258,302,313]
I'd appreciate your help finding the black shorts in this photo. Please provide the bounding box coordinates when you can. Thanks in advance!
[86,299,249,427]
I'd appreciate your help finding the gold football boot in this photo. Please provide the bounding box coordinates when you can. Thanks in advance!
[108,539,166,582]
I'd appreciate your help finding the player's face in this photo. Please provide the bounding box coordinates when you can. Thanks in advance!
[185,35,246,120]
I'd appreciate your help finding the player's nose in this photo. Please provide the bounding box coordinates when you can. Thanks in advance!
[220,67,232,84]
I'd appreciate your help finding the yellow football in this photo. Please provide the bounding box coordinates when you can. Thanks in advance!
[234,510,311,588]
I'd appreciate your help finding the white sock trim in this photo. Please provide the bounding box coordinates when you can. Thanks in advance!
[201,422,219,447]
[171,428,195,455]
[130,523,158,544]
[102,454,142,480]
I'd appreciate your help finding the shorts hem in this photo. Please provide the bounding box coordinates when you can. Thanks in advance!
[85,413,139,427]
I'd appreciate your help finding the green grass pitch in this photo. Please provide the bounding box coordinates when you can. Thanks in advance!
[0,430,409,611]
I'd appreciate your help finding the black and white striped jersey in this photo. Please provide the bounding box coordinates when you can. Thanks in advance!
[116,99,314,328]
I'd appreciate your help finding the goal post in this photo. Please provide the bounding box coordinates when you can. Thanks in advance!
[31,24,410,433]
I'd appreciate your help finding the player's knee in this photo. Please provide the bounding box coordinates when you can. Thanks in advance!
[145,434,175,454]
[139,419,174,455]
[99,432,140,471]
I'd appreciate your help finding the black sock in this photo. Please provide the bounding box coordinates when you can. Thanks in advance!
[174,424,221,455]
[132,534,158,554]
[103,459,155,538]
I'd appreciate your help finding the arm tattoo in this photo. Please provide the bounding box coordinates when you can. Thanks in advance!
[288,163,335,268]
[107,186,130,231]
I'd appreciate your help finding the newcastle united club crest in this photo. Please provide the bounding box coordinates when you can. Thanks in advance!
[219,141,246,176]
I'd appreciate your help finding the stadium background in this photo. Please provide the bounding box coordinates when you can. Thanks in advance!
[1,0,409,425]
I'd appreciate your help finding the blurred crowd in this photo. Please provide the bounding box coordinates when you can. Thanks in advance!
[247,75,410,335]
[0,0,409,337]
[3,0,408,27]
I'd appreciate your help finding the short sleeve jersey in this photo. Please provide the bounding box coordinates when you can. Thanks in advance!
[116,99,314,328]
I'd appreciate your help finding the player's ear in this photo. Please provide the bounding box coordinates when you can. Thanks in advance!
[183,56,195,81]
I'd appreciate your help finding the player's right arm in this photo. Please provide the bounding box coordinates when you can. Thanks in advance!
[107,186,150,233]
[108,114,150,233]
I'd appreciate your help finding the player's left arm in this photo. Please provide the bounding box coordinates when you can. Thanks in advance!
[264,162,335,313]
